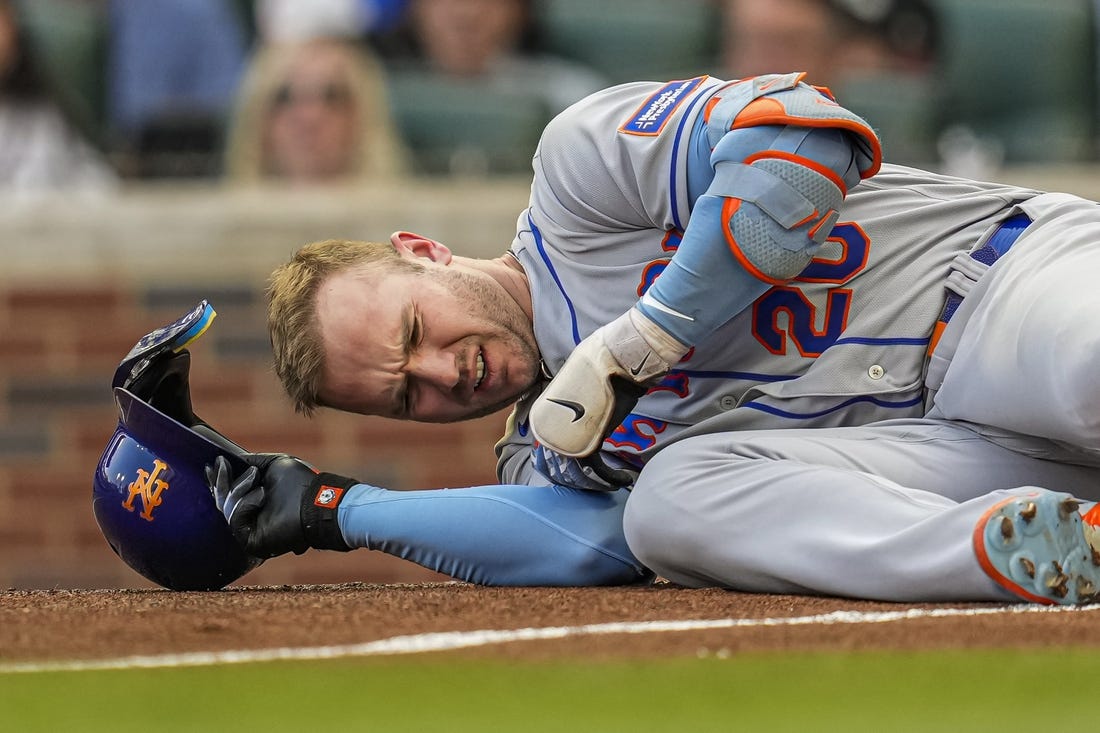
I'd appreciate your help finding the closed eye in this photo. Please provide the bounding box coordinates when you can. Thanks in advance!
[409,309,423,352]
[399,308,424,417]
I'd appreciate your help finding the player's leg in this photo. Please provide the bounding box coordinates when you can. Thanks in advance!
[624,418,1100,601]
[336,483,652,586]
[929,194,1100,459]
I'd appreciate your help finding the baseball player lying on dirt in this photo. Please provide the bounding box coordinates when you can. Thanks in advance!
[125,73,1100,603]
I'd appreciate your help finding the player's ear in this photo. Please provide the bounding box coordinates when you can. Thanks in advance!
[390,231,452,264]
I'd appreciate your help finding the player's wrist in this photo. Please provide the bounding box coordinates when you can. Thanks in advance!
[229,455,358,557]
[627,307,689,370]
[300,472,356,551]
[600,307,687,384]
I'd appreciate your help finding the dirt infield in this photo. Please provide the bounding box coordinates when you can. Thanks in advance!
[3,583,1100,667]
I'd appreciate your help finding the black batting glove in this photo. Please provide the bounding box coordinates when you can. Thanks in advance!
[206,454,357,559]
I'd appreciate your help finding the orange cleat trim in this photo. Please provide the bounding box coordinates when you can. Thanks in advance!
[1083,502,1100,526]
[972,496,1058,606]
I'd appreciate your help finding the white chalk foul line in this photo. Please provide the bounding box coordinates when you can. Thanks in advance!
[2,602,1097,674]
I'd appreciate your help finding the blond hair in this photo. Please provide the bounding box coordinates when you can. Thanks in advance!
[267,239,424,415]
[224,38,409,182]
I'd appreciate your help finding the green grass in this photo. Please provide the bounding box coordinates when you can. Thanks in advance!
[3,649,1097,732]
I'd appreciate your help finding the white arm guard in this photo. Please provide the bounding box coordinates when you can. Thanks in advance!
[529,308,687,458]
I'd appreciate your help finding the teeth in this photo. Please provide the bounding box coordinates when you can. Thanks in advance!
[475,352,484,388]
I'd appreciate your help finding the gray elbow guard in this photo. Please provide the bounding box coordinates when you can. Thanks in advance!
[702,72,881,283]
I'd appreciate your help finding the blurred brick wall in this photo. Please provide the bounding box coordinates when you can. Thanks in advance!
[0,180,531,589]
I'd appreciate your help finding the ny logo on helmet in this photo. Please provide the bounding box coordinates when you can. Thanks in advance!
[122,459,170,521]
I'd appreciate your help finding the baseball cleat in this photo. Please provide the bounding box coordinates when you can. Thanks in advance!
[974,492,1100,605]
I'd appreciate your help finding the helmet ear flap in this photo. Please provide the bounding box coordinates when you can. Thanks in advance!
[124,349,199,427]
[111,300,216,429]
[119,311,249,457]
[111,299,248,453]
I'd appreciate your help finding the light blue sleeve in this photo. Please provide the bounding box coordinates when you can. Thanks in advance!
[337,483,653,586]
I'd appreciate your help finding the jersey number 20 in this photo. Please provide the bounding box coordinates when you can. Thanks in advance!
[751,222,870,357]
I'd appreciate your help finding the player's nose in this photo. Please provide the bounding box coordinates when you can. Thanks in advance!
[408,350,461,392]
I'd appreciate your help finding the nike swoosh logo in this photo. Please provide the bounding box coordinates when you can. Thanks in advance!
[641,290,694,321]
[547,398,585,422]
[629,353,652,378]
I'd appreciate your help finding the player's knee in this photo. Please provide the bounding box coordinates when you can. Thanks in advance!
[626,437,784,582]
[624,451,709,580]
[623,490,680,581]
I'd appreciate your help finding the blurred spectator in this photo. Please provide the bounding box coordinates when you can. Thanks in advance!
[722,0,937,82]
[223,37,410,185]
[106,0,249,179]
[0,0,116,194]
[372,0,607,115]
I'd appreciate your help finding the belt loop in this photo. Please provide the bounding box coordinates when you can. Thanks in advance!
[926,212,1032,358]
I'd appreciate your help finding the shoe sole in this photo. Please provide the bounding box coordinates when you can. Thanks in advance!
[973,491,1100,605]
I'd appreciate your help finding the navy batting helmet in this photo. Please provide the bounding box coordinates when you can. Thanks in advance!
[92,301,263,590]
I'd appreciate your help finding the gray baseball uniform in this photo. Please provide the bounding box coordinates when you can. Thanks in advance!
[495,77,1100,601]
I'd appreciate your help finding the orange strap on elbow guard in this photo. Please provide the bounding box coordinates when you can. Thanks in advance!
[704,72,881,180]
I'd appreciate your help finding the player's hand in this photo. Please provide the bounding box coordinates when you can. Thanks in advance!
[206,454,356,558]
[207,453,312,557]
[208,455,262,535]
[529,307,687,457]
[531,442,639,492]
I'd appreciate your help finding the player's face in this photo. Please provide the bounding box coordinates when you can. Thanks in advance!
[315,254,540,422]
[263,42,359,181]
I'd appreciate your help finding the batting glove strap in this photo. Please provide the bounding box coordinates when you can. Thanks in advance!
[300,473,357,552]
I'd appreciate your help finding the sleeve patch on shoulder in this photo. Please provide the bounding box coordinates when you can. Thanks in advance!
[619,77,707,137]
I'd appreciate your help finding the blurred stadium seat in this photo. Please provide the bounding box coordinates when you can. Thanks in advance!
[832,72,942,167]
[932,0,1096,163]
[386,70,550,175]
[532,0,721,84]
